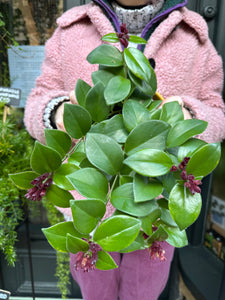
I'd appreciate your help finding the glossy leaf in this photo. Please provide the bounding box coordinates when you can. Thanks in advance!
[91,70,115,86]
[67,167,108,201]
[146,224,168,244]
[128,35,147,44]
[87,44,123,67]
[124,149,174,176]
[133,174,163,203]
[167,119,208,148]
[160,101,184,125]
[85,133,124,175]
[169,184,202,230]
[177,138,207,162]
[95,251,118,270]
[85,82,110,122]
[75,79,91,107]
[9,171,39,190]
[66,234,89,254]
[53,163,79,190]
[45,129,72,159]
[70,199,106,234]
[122,99,151,132]
[125,120,170,155]
[68,151,86,167]
[111,183,158,217]
[140,201,161,236]
[101,33,119,43]
[45,184,72,208]
[42,221,86,252]
[103,114,128,143]
[128,69,157,96]
[63,103,92,139]
[164,226,188,248]
[93,215,141,251]
[31,141,62,174]
[104,76,131,105]
[119,232,146,253]
[186,143,221,177]
[124,47,152,81]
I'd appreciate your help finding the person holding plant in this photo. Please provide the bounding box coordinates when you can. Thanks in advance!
[23,0,225,299]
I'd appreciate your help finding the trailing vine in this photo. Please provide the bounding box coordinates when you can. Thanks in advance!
[0,105,34,266]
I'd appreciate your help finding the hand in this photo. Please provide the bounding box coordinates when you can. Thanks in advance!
[160,96,192,120]
[54,91,78,131]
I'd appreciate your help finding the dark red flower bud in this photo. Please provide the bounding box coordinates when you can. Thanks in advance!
[170,165,178,172]
[181,170,188,181]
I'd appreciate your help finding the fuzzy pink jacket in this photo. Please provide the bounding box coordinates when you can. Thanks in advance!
[24,3,225,218]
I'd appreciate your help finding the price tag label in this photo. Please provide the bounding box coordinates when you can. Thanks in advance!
[0,290,10,300]
[0,87,21,106]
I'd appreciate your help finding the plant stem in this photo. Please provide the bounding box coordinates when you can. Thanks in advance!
[3,105,8,123]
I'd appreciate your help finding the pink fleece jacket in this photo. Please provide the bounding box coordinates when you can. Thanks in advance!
[24,3,225,218]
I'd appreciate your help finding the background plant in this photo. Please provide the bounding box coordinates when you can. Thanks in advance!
[10,31,221,271]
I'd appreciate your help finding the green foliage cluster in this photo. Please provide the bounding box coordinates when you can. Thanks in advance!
[11,33,221,271]
[0,106,34,266]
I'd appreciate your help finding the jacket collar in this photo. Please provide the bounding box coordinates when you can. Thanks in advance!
[57,1,208,49]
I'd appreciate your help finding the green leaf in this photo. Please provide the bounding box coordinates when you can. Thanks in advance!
[75,79,91,107]
[91,70,115,86]
[85,133,124,175]
[122,99,152,132]
[177,138,207,162]
[125,120,170,155]
[42,222,86,252]
[104,76,131,105]
[101,33,119,43]
[67,167,108,201]
[31,141,62,174]
[45,184,72,208]
[95,251,118,270]
[66,234,89,254]
[85,82,110,122]
[160,101,184,125]
[45,129,72,159]
[167,119,208,148]
[111,183,159,217]
[103,114,129,143]
[70,199,106,234]
[128,35,147,44]
[124,47,152,81]
[128,69,157,97]
[124,149,174,176]
[68,151,86,167]
[169,184,202,230]
[133,174,163,203]
[186,143,221,177]
[9,171,39,190]
[93,215,141,251]
[87,44,123,67]
[63,103,92,139]
[119,232,146,253]
[140,201,161,236]
[53,163,79,190]
[146,224,168,244]
[164,226,188,248]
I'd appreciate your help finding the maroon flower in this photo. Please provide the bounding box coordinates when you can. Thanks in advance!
[74,241,101,272]
[148,241,166,262]
[25,172,53,201]
[116,23,130,48]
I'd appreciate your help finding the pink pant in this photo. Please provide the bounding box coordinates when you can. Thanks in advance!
[70,241,174,300]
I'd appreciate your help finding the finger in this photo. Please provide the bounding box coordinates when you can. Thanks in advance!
[69,90,77,104]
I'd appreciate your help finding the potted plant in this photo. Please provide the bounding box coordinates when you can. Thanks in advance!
[10,26,221,271]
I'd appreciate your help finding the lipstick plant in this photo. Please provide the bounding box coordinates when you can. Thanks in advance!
[10,28,221,271]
